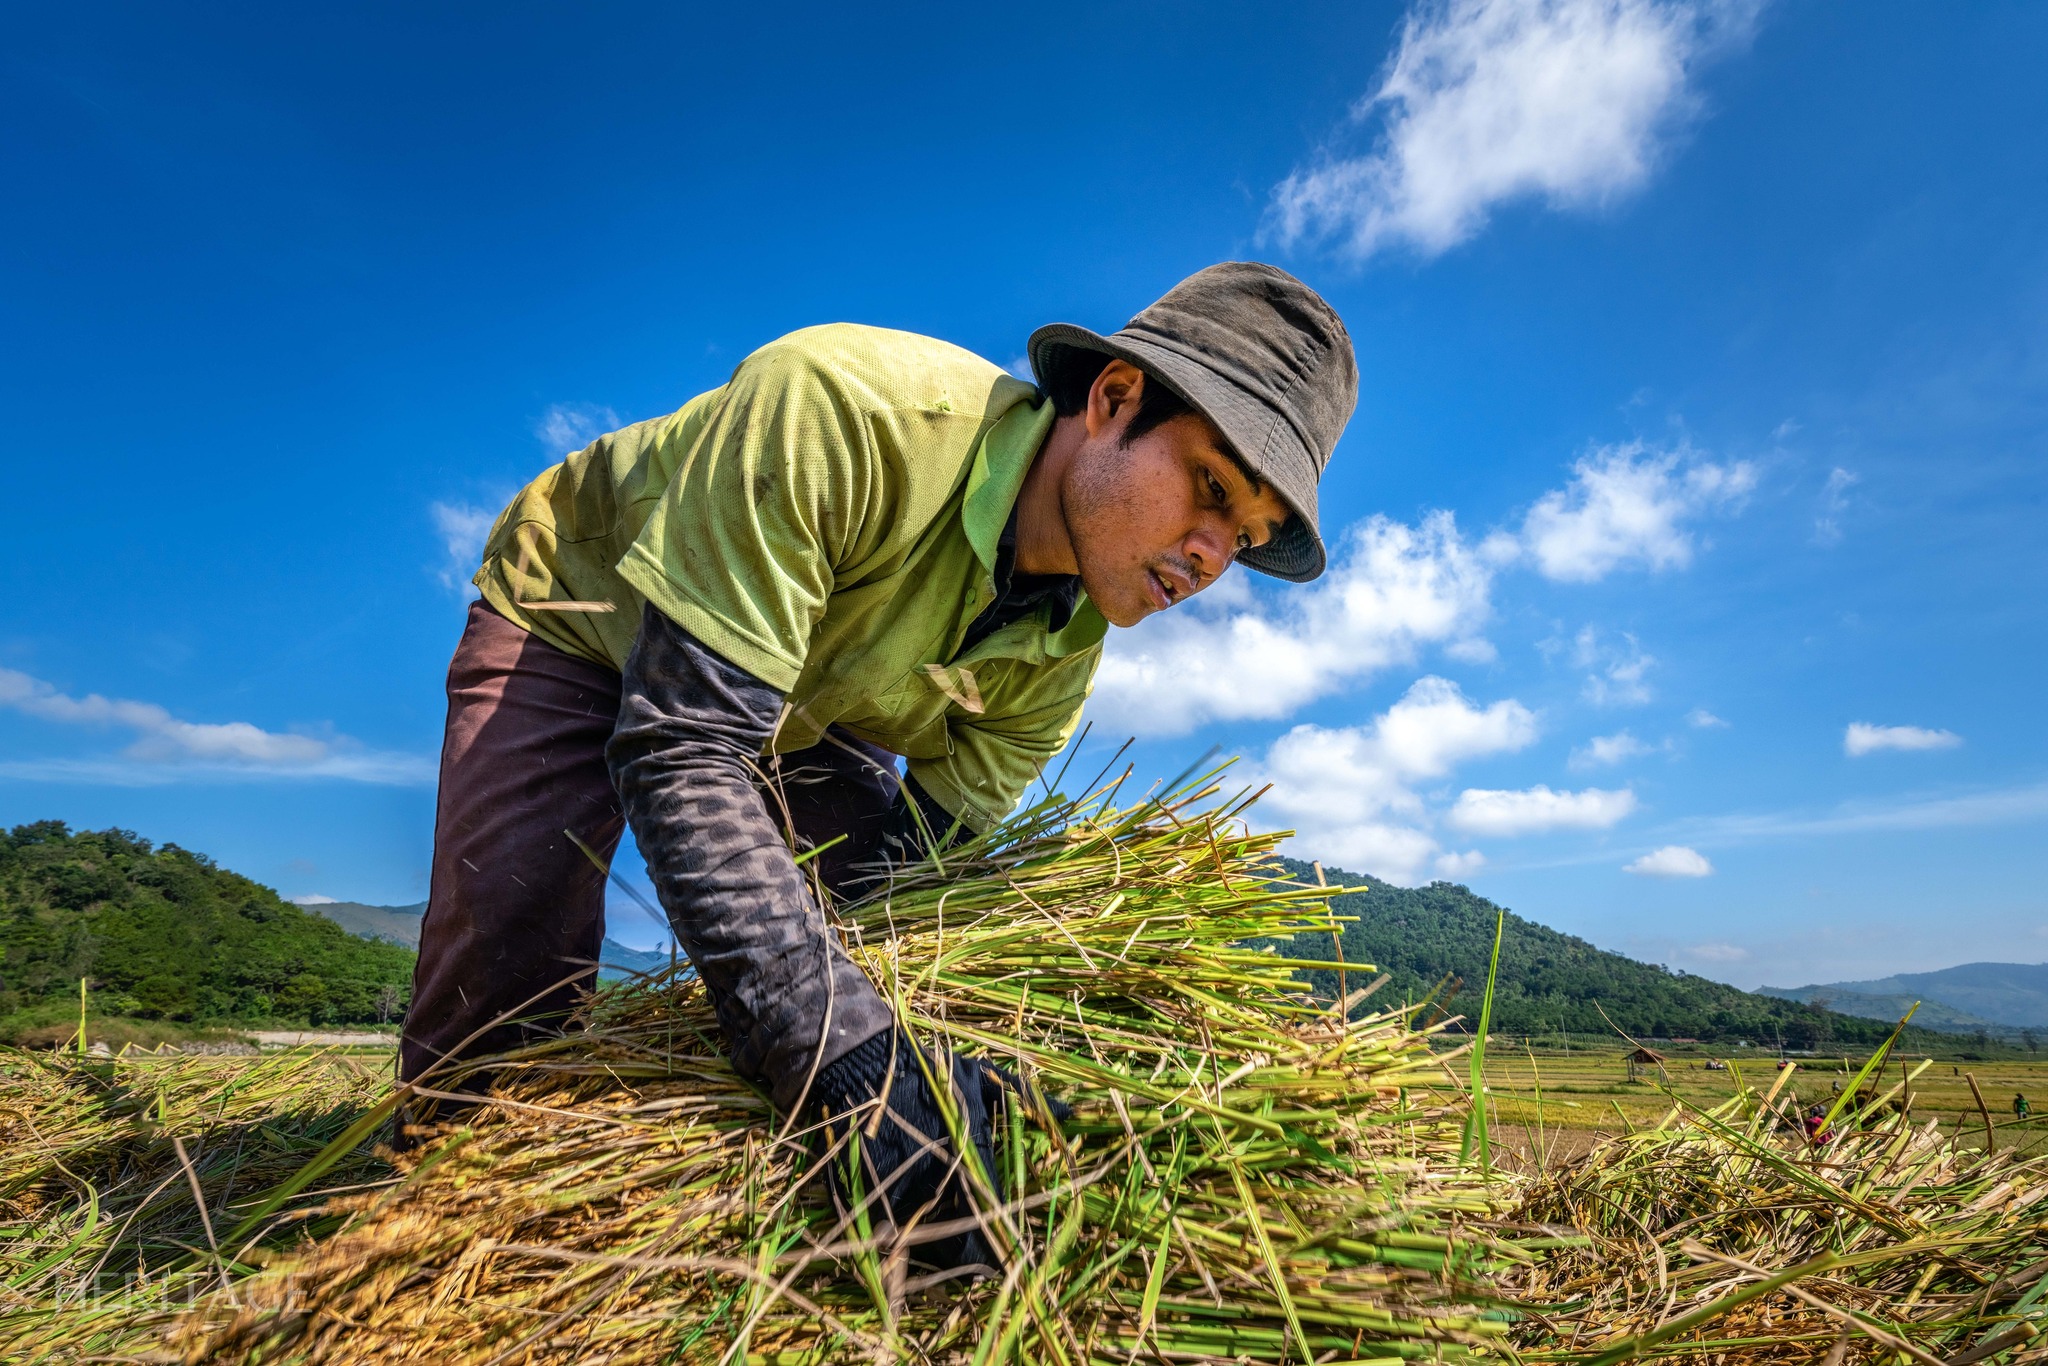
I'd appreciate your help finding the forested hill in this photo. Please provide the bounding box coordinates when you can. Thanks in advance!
[0,822,413,1031]
[1270,857,1936,1050]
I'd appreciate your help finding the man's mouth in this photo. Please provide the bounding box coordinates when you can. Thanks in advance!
[1146,569,1178,612]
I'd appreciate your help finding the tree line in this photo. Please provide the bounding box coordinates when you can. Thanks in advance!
[0,821,413,1034]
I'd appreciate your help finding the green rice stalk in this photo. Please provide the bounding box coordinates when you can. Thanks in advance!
[1460,911,1505,1173]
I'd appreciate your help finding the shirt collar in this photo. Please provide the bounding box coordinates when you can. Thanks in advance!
[959,391,1108,656]
[962,394,1054,572]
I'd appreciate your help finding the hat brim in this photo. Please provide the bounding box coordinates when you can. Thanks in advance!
[1027,322,1326,583]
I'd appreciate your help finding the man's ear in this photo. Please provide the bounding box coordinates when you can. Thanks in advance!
[1086,361,1144,437]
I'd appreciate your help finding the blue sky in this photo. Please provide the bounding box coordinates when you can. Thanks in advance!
[3,1,2043,990]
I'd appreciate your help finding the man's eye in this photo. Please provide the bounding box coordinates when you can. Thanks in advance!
[1206,473,1226,503]
[1236,530,1253,553]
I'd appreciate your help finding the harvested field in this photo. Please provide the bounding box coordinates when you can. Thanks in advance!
[3,778,2044,1363]
[1479,1051,2048,1168]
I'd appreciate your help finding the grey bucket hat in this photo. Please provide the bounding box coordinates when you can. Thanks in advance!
[1028,262,1357,582]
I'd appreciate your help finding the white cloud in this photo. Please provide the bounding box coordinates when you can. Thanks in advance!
[1091,513,1496,736]
[1521,444,1756,582]
[1444,636,1500,663]
[430,500,497,595]
[1435,849,1487,877]
[1293,820,1444,887]
[1267,0,1760,260]
[1570,729,1654,768]
[0,667,432,786]
[537,402,621,455]
[1254,676,1538,883]
[291,894,340,905]
[1374,675,1542,775]
[1683,940,1747,962]
[1625,844,1713,877]
[1661,781,2048,847]
[1574,627,1656,706]
[1844,722,1962,757]
[1006,355,1036,382]
[1813,466,1858,547]
[1686,707,1729,729]
[1448,783,1636,835]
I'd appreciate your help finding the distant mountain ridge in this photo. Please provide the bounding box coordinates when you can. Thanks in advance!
[306,900,675,980]
[1754,985,2003,1035]
[1270,858,1948,1050]
[1760,962,2048,1032]
[300,901,427,948]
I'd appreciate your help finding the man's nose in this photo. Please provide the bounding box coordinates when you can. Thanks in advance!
[1187,523,1236,585]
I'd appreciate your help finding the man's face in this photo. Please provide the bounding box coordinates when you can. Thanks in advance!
[1063,363,1294,629]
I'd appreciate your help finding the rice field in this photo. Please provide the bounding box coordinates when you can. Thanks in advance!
[1476,1048,2048,1166]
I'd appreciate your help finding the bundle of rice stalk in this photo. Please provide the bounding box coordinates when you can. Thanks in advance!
[169,775,1529,1365]
[0,1045,390,1362]
[1512,1052,2048,1363]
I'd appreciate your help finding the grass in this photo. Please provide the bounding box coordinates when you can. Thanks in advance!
[2,774,2044,1364]
[0,999,270,1052]
[0,1044,393,1360]
[3,774,1533,1364]
[1510,1059,2048,1361]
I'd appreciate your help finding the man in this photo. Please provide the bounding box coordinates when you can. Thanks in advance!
[401,262,1356,1266]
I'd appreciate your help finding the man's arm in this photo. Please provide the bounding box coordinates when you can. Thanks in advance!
[606,603,896,1109]
[608,604,1017,1271]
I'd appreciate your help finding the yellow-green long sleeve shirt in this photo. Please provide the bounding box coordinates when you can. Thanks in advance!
[473,323,1106,830]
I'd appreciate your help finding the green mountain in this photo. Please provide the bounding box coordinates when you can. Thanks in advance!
[0,822,413,1031]
[1760,963,2048,1034]
[303,899,676,980]
[1270,858,1944,1050]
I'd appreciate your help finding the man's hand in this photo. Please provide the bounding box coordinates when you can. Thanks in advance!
[808,1029,1059,1273]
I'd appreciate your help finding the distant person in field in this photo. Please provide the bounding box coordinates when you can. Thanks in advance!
[1804,1104,1833,1145]
[398,264,1357,1272]
[2018,1093,2032,1123]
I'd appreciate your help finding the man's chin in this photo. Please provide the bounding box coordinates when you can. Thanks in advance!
[1103,592,1162,629]
[1103,604,1150,629]
[1075,571,1149,629]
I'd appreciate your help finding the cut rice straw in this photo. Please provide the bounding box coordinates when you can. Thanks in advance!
[126,768,1522,1364]
[5,765,2046,1364]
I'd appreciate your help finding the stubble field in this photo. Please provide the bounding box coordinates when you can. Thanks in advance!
[1476,1044,2048,1166]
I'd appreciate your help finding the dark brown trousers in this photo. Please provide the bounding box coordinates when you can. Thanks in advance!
[400,600,898,1095]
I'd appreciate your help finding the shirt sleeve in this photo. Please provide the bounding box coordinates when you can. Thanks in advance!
[614,343,882,693]
[905,647,1101,833]
[606,604,896,1109]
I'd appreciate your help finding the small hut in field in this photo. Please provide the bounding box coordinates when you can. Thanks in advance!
[1626,1045,1667,1082]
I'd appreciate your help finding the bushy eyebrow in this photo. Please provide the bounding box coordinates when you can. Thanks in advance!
[1201,445,1280,538]
[1218,446,1265,498]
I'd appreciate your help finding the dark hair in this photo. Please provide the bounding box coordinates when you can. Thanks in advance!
[1039,345,1198,446]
